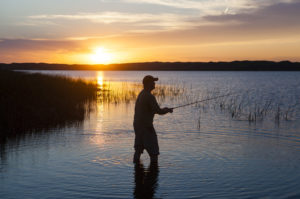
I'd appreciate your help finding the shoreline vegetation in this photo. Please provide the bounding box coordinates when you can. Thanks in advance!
[1,61,300,71]
[0,70,97,138]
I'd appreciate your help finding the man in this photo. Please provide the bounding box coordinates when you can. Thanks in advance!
[133,75,173,164]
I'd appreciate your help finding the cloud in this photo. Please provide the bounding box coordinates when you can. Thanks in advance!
[204,0,300,29]
[21,0,300,36]
[0,39,82,52]
[29,12,184,25]
[90,1,300,51]
[124,0,253,11]
[26,12,204,32]
[123,0,293,14]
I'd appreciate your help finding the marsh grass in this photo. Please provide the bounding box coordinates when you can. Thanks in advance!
[190,89,300,124]
[0,70,98,136]
[95,81,186,105]
[166,86,299,129]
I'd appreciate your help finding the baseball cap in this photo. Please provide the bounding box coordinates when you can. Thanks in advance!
[142,75,159,85]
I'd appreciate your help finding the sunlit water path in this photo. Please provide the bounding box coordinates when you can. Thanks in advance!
[1,71,300,199]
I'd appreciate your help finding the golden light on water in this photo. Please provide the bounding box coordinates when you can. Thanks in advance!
[90,71,105,148]
[90,47,114,64]
[97,71,104,87]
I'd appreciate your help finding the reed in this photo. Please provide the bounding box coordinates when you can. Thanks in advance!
[176,87,299,125]
[201,91,299,123]
[95,81,186,105]
[0,70,98,136]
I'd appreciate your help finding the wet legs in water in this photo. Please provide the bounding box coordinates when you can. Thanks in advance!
[133,149,158,164]
[133,149,142,163]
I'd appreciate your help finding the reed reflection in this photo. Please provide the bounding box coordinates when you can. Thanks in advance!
[134,162,159,199]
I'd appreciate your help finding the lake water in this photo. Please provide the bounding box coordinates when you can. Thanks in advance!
[1,71,300,199]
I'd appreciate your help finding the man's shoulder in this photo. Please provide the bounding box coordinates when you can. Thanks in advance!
[139,90,154,99]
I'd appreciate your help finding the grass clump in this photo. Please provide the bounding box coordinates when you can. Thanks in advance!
[0,70,97,136]
[96,81,186,105]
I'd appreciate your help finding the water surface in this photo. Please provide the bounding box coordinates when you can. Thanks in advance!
[1,71,300,199]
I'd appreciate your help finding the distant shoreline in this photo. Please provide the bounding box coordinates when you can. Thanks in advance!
[1,61,300,71]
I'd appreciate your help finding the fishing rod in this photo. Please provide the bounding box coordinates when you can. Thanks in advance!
[171,91,241,109]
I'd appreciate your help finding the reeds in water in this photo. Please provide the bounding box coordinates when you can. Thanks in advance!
[195,90,299,123]
[95,81,186,105]
[0,70,98,136]
[171,86,299,127]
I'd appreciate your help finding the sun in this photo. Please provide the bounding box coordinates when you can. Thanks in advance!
[90,47,114,64]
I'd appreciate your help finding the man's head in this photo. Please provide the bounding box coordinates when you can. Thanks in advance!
[143,75,158,91]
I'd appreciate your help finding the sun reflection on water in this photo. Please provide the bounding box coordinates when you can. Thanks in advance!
[88,71,106,147]
[96,71,104,88]
[89,101,105,147]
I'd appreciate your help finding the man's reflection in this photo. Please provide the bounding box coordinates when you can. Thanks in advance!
[0,137,7,171]
[134,162,159,199]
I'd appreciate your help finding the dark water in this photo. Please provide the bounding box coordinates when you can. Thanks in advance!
[1,71,300,199]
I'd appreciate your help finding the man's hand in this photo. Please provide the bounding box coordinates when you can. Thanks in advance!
[162,107,173,113]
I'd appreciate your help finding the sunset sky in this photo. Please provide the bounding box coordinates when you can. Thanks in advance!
[1,0,300,64]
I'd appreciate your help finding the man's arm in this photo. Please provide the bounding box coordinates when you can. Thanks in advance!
[150,95,173,115]
[159,107,173,115]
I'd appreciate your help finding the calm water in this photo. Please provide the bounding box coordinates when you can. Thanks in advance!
[1,71,300,199]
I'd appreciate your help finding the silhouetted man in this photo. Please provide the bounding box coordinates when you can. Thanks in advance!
[133,75,173,163]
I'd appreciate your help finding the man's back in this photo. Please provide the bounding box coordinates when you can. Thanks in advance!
[134,89,160,127]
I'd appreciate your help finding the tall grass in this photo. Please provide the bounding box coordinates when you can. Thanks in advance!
[95,81,186,105]
[195,90,299,124]
[0,70,98,136]
[164,86,299,128]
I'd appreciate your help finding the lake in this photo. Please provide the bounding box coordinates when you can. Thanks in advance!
[1,71,300,199]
